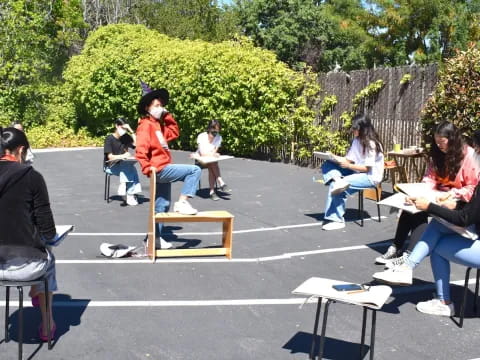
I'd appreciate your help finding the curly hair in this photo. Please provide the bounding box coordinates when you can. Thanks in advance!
[429,122,464,180]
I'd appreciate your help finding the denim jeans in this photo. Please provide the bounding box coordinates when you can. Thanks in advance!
[155,164,201,237]
[105,161,142,195]
[408,219,480,301]
[321,161,375,223]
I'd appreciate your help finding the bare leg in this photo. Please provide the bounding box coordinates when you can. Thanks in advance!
[32,287,55,337]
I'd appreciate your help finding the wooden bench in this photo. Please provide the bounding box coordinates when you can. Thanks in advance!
[147,170,234,262]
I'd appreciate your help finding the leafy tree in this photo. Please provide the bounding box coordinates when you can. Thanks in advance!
[0,0,85,126]
[233,0,372,71]
[421,44,480,143]
[363,0,480,67]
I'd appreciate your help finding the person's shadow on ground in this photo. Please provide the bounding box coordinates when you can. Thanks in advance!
[3,293,89,358]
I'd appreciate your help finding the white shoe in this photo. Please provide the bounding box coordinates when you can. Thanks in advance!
[372,263,413,285]
[173,200,198,215]
[416,299,454,317]
[385,251,410,269]
[375,245,398,264]
[117,183,126,196]
[322,222,346,231]
[126,194,138,206]
[330,178,350,195]
[156,237,173,249]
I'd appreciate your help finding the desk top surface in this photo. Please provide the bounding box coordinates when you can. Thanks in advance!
[292,277,392,310]
[387,150,426,158]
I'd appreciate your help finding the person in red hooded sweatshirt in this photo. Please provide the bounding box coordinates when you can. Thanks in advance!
[135,85,201,249]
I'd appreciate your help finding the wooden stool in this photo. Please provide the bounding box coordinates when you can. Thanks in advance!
[147,170,233,261]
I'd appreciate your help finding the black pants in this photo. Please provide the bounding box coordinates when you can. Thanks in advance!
[393,211,429,252]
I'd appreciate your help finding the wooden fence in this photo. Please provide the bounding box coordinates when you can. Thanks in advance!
[316,64,438,153]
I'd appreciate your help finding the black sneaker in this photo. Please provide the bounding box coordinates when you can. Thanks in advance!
[210,192,220,201]
[219,184,232,193]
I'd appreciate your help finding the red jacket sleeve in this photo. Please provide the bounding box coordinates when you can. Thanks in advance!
[135,119,152,175]
[162,113,180,142]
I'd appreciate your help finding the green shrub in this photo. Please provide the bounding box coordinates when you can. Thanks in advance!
[27,122,102,149]
[421,44,480,142]
[63,24,344,159]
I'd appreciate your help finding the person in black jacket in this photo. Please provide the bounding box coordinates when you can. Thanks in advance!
[0,127,57,341]
[373,131,480,317]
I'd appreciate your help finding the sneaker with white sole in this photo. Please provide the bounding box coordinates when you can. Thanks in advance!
[416,299,454,317]
[156,237,173,249]
[322,221,346,231]
[173,200,198,215]
[330,178,350,195]
[375,245,399,264]
[126,194,138,206]
[385,251,410,269]
[372,263,413,285]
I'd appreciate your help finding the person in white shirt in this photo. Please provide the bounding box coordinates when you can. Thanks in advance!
[196,120,231,201]
[320,114,384,230]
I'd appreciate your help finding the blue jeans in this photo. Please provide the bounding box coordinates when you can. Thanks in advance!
[105,161,142,195]
[155,164,201,237]
[408,219,480,301]
[321,161,375,223]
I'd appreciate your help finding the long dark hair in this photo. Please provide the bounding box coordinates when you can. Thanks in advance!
[207,119,221,132]
[430,122,464,180]
[351,114,383,154]
[0,127,30,158]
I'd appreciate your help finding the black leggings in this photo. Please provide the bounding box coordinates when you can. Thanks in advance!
[393,211,429,252]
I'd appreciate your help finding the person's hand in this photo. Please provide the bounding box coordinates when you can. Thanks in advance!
[213,153,220,158]
[438,198,457,210]
[123,124,133,133]
[404,196,415,206]
[411,197,430,211]
[123,152,132,159]
[337,158,351,169]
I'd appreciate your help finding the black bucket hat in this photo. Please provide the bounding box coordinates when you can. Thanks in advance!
[137,80,170,116]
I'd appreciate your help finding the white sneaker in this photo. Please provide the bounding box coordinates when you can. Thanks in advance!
[416,299,454,317]
[156,237,173,249]
[330,178,350,195]
[126,194,138,206]
[322,222,346,231]
[372,263,413,285]
[173,200,198,215]
[384,251,410,269]
[375,245,398,264]
[117,183,126,196]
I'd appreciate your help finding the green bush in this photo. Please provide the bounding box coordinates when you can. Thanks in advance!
[63,24,343,159]
[421,44,480,142]
[27,122,102,149]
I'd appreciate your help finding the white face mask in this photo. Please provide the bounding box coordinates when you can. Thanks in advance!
[149,106,165,120]
[117,127,126,136]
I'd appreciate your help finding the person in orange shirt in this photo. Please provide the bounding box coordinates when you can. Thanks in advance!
[135,85,201,249]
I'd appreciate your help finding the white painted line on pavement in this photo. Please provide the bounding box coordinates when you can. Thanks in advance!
[56,241,391,264]
[0,278,475,308]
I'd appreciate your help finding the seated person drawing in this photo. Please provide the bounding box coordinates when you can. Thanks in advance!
[372,131,480,316]
[136,84,201,250]
[0,127,57,341]
[320,113,384,231]
[375,121,479,265]
[104,118,142,206]
[196,119,232,201]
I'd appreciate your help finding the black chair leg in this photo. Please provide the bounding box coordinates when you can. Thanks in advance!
[44,278,52,349]
[375,187,381,223]
[459,267,471,328]
[5,286,10,342]
[358,191,364,227]
[474,269,480,313]
[18,286,23,360]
